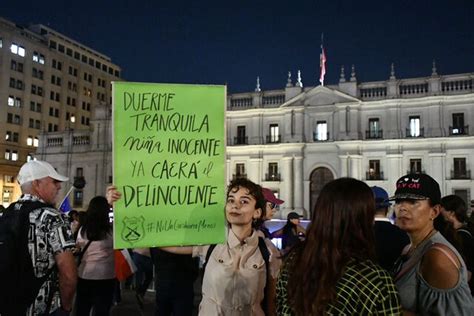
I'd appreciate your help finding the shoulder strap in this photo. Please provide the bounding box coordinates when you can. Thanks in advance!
[394,242,432,282]
[428,243,461,269]
[458,228,472,238]
[257,237,270,315]
[76,240,93,266]
[203,244,217,272]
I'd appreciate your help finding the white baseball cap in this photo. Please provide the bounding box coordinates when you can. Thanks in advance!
[17,160,69,185]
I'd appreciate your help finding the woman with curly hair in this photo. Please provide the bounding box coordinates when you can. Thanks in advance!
[277,178,401,315]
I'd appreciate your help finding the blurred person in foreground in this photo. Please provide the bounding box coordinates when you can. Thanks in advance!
[6,160,77,315]
[391,174,473,315]
[277,178,401,315]
[371,186,410,271]
[440,194,474,295]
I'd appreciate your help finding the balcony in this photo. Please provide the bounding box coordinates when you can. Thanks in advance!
[266,135,281,144]
[233,136,248,145]
[449,125,469,136]
[232,173,247,180]
[265,173,281,181]
[406,170,426,175]
[313,132,330,142]
[450,170,471,180]
[405,127,424,138]
[366,171,384,181]
[365,130,383,139]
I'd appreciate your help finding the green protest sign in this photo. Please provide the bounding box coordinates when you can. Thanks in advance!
[112,82,227,249]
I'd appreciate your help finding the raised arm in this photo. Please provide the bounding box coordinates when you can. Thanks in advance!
[160,246,193,255]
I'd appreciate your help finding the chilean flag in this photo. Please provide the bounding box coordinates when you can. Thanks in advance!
[115,249,137,281]
[320,45,327,86]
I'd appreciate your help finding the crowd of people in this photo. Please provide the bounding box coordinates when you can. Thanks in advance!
[2,159,474,315]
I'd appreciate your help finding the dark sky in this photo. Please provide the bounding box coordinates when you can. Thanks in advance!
[3,0,473,93]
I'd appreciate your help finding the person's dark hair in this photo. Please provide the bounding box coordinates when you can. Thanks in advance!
[287,178,376,315]
[80,196,112,241]
[69,209,78,219]
[227,178,265,227]
[441,195,468,223]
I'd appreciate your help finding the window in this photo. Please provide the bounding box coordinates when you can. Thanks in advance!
[11,60,23,72]
[409,159,422,174]
[4,150,18,161]
[7,113,21,125]
[27,136,33,146]
[4,175,14,183]
[2,187,13,205]
[76,167,84,177]
[367,160,383,180]
[235,126,247,145]
[268,124,280,143]
[10,78,23,90]
[451,113,466,135]
[73,190,83,207]
[266,162,280,181]
[314,121,328,141]
[367,118,382,138]
[30,101,42,112]
[8,96,20,108]
[33,137,39,147]
[32,51,45,64]
[453,158,469,179]
[52,59,62,70]
[235,163,246,179]
[32,68,44,79]
[31,85,43,96]
[10,43,25,57]
[6,132,19,142]
[408,116,421,137]
[51,75,61,86]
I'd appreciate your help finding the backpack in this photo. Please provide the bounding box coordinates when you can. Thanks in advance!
[204,236,271,313]
[0,200,52,315]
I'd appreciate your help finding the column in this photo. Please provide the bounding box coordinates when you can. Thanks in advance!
[349,155,362,179]
[281,156,293,213]
[386,154,403,194]
[338,155,349,177]
[428,152,447,195]
[248,157,262,184]
[293,156,304,213]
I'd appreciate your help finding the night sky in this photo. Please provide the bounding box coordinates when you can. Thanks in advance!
[3,0,473,93]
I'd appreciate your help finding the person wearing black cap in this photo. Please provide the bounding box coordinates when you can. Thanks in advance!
[391,174,473,315]
[271,212,306,253]
[371,186,410,271]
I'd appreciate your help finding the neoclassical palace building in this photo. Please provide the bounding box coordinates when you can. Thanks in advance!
[38,66,474,217]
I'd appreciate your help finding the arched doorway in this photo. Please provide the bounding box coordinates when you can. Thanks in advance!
[309,167,334,216]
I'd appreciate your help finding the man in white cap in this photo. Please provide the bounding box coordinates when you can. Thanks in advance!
[4,160,77,315]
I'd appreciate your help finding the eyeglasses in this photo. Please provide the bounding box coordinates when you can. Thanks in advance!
[268,202,277,209]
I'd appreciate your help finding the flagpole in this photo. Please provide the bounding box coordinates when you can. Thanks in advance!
[319,33,326,87]
[59,185,74,210]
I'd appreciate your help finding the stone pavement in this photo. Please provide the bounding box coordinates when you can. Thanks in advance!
[109,288,155,316]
